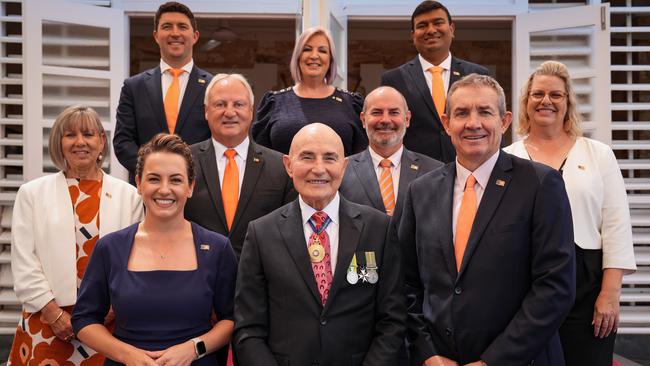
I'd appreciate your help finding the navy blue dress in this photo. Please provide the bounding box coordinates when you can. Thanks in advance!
[72,222,237,366]
[252,87,368,156]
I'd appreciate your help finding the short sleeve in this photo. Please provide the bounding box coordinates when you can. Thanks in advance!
[212,238,238,321]
[252,91,276,149]
[350,91,364,116]
[349,91,368,154]
[72,238,112,334]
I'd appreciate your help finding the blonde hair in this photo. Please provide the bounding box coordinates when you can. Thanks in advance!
[48,105,107,172]
[517,60,582,137]
[290,26,337,85]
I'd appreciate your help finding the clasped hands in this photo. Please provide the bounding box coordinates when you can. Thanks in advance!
[124,340,197,366]
[424,355,487,366]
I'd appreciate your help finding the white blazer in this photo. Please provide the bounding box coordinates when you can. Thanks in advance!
[11,172,143,312]
[505,137,636,271]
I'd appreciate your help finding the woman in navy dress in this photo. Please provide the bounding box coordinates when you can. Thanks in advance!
[252,26,367,156]
[72,134,237,366]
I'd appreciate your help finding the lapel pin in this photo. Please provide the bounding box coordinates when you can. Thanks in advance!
[253,157,260,163]
[198,78,206,84]
[410,164,419,170]
[105,192,112,198]
[333,96,343,102]
[452,71,461,76]
[495,179,506,187]
[578,165,586,170]
[200,244,210,251]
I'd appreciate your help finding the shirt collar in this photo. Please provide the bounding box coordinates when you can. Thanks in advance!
[455,150,500,190]
[160,59,194,74]
[368,145,403,169]
[212,136,250,161]
[299,192,340,227]
[419,52,452,73]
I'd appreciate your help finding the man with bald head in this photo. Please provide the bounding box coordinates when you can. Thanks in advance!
[185,73,295,259]
[234,123,405,366]
[340,86,442,224]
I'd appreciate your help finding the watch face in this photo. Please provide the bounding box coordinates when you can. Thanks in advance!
[196,339,206,355]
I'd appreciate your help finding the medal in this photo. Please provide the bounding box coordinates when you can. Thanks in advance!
[307,215,332,263]
[365,251,379,284]
[347,254,359,284]
[308,237,326,262]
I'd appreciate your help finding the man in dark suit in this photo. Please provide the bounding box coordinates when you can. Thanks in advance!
[340,86,442,225]
[381,0,489,163]
[114,1,211,183]
[184,73,295,259]
[399,74,575,366]
[234,123,405,366]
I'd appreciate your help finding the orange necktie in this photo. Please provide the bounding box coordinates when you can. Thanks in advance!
[455,174,477,271]
[222,149,239,230]
[164,68,183,134]
[379,159,396,216]
[428,66,446,117]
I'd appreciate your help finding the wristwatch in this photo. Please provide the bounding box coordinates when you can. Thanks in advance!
[191,337,206,359]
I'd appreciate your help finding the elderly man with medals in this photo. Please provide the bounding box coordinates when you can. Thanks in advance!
[234,123,405,366]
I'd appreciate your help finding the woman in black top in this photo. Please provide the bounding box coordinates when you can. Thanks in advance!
[252,26,367,156]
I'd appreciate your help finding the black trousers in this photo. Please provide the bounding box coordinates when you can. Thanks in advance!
[559,246,615,366]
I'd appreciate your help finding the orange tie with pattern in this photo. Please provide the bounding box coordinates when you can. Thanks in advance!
[455,174,477,271]
[164,68,183,134]
[222,149,239,230]
[379,158,396,216]
[428,66,446,117]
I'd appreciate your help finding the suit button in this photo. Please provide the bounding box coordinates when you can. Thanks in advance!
[454,287,462,295]
[445,327,452,336]
[320,318,327,326]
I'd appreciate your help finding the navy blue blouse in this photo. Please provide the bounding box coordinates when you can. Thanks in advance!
[72,222,237,365]
[252,87,368,156]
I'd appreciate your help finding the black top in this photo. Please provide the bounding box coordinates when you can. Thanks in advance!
[252,87,368,156]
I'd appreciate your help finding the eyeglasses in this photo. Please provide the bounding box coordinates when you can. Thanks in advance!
[529,91,567,103]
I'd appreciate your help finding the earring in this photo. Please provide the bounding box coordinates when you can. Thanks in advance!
[97,153,103,161]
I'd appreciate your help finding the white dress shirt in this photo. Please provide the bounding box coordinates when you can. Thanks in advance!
[505,137,636,271]
[160,59,194,109]
[299,193,340,274]
[419,53,452,95]
[212,137,249,198]
[369,146,403,199]
[452,151,499,242]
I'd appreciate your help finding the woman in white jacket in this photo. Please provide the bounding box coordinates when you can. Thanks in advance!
[8,105,143,366]
[504,61,636,366]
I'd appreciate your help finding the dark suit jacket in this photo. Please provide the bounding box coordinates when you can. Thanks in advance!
[339,148,442,233]
[381,56,489,163]
[399,151,576,366]
[114,65,212,182]
[234,197,406,366]
[184,139,296,259]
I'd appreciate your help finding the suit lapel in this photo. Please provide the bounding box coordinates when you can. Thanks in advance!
[458,152,512,277]
[449,57,465,87]
[324,198,362,313]
[395,149,420,212]
[231,142,264,232]
[438,164,458,277]
[351,150,384,211]
[144,67,167,133]
[405,57,438,120]
[279,201,322,305]
[176,65,207,134]
[196,141,228,230]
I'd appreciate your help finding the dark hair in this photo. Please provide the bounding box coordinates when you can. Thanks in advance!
[136,133,196,184]
[411,0,452,30]
[154,2,197,32]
